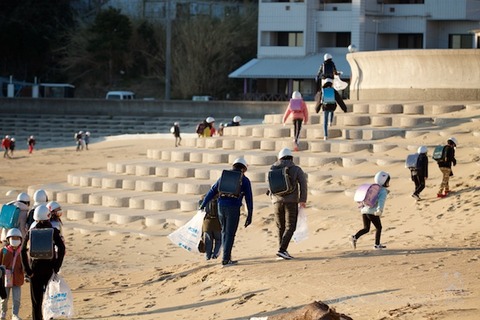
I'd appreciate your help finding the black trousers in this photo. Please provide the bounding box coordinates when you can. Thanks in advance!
[412,174,426,195]
[30,269,54,320]
[354,214,382,245]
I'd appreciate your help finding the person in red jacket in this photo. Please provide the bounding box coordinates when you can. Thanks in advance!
[282,91,309,151]
[2,135,11,159]
[0,228,25,320]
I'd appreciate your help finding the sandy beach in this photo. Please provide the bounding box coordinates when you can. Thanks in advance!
[0,104,479,320]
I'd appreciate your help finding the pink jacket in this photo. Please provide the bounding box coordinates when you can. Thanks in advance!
[282,100,308,124]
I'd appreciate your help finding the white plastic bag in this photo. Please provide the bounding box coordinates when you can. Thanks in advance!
[42,273,74,319]
[333,75,348,91]
[167,210,206,253]
[293,207,308,243]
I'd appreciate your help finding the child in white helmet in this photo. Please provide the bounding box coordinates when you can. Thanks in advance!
[350,171,391,250]
[0,228,25,320]
[411,146,429,200]
[21,205,65,320]
[436,137,457,198]
[282,91,308,151]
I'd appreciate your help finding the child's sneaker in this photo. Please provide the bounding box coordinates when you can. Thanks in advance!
[412,193,421,201]
[276,250,294,260]
[221,260,238,267]
[349,235,357,249]
[374,244,386,250]
[437,193,446,198]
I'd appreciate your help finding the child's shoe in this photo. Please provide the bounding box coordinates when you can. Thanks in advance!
[349,235,357,249]
[374,244,386,250]
[437,193,446,198]
[412,193,421,201]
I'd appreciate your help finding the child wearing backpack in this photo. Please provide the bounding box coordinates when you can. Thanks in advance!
[350,171,390,250]
[435,137,457,198]
[411,146,429,200]
[315,78,347,140]
[199,194,221,261]
[0,228,25,320]
[282,91,308,151]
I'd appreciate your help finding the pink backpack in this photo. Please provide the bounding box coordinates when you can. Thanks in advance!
[354,184,381,208]
[289,98,303,111]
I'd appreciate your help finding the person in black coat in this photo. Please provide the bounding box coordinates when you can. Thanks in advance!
[21,205,65,320]
[411,146,429,200]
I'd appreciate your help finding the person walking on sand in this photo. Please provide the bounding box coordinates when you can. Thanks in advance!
[9,137,15,158]
[171,122,182,147]
[435,137,457,198]
[27,136,36,154]
[315,78,347,140]
[21,205,65,320]
[84,131,91,150]
[411,146,429,201]
[199,194,221,261]
[268,148,307,260]
[0,228,25,320]
[2,135,11,159]
[200,158,253,266]
[350,171,390,250]
[282,91,308,151]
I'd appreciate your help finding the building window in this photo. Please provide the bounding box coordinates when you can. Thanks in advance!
[336,32,351,47]
[398,34,423,48]
[320,0,352,3]
[381,0,424,3]
[449,34,473,48]
[277,32,304,46]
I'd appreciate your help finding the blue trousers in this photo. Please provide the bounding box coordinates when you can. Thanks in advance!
[204,230,222,259]
[323,110,334,138]
[218,204,240,262]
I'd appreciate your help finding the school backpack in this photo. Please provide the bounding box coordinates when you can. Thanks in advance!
[218,170,243,198]
[196,122,206,135]
[321,60,335,79]
[432,145,447,162]
[405,153,420,170]
[29,228,54,260]
[322,87,336,105]
[0,204,20,229]
[354,183,381,208]
[289,98,303,111]
[268,167,294,196]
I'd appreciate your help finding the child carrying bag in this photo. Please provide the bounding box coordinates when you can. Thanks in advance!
[42,273,75,319]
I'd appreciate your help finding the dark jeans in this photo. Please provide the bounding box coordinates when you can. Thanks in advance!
[204,230,222,259]
[355,214,382,245]
[293,119,303,144]
[218,204,240,262]
[274,202,298,252]
[412,174,426,195]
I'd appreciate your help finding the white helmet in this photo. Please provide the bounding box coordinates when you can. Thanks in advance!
[33,189,48,205]
[46,201,62,215]
[447,137,458,146]
[233,157,248,170]
[323,78,333,84]
[324,53,332,61]
[86,131,90,136]
[374,171,390,187]
[33,204,51,221]
[16,192,30,203]
[174,122,179,126]
[6,228,22,239]
[206,117,215,124]
[30,135,34,139]
[79,131,84,134]
[233,116,242,123]
[417,146,428,154]
[11,137,15,142]
[292,91,302,99]
[5,135,10,139]
[278,148,293,159]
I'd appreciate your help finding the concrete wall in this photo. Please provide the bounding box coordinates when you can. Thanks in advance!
[0,98,286,118]
[347,49,480,101]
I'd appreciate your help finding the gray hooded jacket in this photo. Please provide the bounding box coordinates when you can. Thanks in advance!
[269,159,308,204]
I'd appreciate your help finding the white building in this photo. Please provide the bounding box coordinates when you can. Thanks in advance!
[230,0,480,101]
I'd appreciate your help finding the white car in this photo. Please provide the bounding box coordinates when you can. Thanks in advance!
[106,91,135,100]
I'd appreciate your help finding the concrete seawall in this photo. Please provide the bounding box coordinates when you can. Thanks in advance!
[347,49,480,101]
[0,98,287,118]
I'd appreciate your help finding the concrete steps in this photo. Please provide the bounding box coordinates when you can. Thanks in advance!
[20,100,480,234]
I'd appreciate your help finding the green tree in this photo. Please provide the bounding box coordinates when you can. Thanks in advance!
[0,0,74,80]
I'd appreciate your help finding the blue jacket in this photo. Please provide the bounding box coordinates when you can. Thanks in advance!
[201,170,253,218]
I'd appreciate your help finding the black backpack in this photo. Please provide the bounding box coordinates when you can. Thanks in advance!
[321,60,335,79]
[268,167,294,196]
[218,170,243,198]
